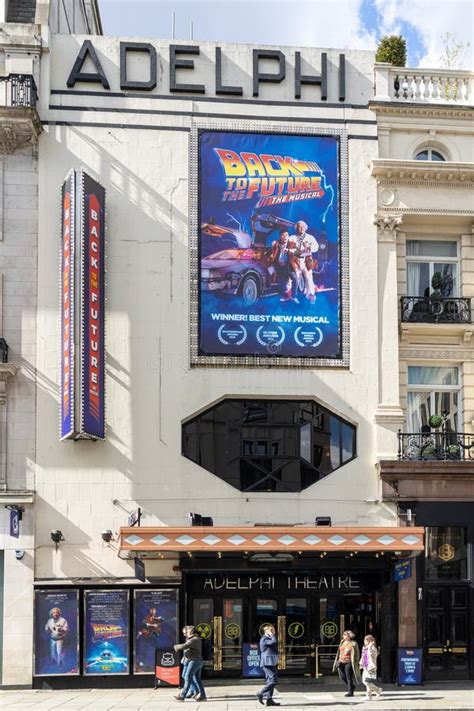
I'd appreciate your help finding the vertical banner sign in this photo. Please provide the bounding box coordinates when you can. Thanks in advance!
[198,130,341,362]
[60,171,75,439]
[84,589,129,675]
[242,643,264,678]
[34,589,80,676]
[80,172,106,439]
[134,589,179,674]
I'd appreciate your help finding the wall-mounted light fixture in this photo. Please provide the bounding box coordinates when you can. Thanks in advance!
[51,529,65,551]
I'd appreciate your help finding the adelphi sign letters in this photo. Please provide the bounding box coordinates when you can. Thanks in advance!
[66,40,347,102]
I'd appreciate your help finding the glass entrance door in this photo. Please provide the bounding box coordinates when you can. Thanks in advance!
[425,586,470,680]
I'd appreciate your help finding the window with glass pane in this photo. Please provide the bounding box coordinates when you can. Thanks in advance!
[414,149,446,161]
[182,399,357,492]
[407,367,460,432]
[406,240,458,298]
[425,527,468,580]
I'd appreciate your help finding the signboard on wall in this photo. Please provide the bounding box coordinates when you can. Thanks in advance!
[59,169,106,440]
[60,171,75,440]
[133,589,179,674]
[83,589,129,675]
[192,128,347,367]
[394,559,412,582]
[34,589,80,676]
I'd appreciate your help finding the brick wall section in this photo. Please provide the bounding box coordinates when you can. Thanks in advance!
[0,147,37,491]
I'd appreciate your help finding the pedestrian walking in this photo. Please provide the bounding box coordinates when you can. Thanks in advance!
[178,627,199,699]
[359,634,382,700]
[256,624,280,707]
[332,629,361,697]
[173,625,207,702]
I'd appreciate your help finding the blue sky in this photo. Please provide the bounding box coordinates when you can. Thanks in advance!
[98,0,473,68]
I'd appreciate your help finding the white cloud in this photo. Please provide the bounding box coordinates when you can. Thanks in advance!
[374,0,473,68]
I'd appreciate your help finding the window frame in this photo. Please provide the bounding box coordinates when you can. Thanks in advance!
[406,364,462,433]
[406,238,459,298]
[182,398,357,493]
[414,147,447,161]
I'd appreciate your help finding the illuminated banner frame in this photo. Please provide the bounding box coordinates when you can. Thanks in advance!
[189,122,349,368]
[33,589,80,677]
[59,169,106,440]
[79,172,106,439]
[133,589,179,674]
[83,589,130,676]
[60,171,75,439]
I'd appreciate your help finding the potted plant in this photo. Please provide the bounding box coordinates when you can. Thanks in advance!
[422,443,438,460]
[428,414,443,430]
[447,443,461,460]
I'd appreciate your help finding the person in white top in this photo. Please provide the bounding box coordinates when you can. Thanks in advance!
[289,220,319,302]
[45,607,69,667]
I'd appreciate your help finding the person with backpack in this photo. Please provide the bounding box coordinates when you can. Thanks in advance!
[359,635,382,701]
[173,626,207,702]
[257,624,280,707]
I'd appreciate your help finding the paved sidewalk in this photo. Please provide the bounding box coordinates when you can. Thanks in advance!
[1,683,474,710]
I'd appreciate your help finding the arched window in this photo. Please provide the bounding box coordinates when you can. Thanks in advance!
[414,148,446,161]
[182,398,357,492]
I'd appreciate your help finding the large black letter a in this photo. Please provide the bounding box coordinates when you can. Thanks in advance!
[67,40,110,89]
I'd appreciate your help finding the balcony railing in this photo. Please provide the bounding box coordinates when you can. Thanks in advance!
[0,73,38,109]
[400,296,472,324]
[398,431,474,461]
[374,64,473,106]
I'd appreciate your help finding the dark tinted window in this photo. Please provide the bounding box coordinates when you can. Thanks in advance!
[182,399,357,492]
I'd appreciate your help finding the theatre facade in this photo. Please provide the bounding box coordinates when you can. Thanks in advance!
[1,10,473,686]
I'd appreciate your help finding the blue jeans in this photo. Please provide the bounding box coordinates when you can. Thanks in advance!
[182,660,199,696]
[180,660,205,699]
[260,665,278,699]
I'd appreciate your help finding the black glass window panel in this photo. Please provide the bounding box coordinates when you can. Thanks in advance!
[182,399,357,492]
[425,527,468,581]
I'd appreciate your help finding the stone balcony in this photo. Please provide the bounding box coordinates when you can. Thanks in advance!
[373,62,474,107]
[0,73,42,153]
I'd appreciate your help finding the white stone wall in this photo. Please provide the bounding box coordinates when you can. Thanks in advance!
[0,149,37,493]
[33,37,397,582]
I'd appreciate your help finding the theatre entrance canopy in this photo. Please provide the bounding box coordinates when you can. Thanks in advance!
[118,526,425,558]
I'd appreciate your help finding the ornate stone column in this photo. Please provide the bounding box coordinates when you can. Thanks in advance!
[0,363,18,490]
[374,214,405,458]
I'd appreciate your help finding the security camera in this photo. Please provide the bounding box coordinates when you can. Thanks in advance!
[15,550,25,560]
[101,529,113,543]
[50,530,64,544]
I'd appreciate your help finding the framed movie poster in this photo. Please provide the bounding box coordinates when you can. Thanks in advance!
[133,589,179,674]
[34,589,79,676]
[190,124,348,367]
[83,589,130,675]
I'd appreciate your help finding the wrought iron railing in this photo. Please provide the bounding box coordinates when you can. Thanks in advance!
[398,431,474,461]
[0,74,38,109]
[400,296,472,324]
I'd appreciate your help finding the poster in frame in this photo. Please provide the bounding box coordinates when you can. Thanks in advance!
[34,589,80,676]
[133,589,179,674]
[83,589,130,675]
[190,122,349,368]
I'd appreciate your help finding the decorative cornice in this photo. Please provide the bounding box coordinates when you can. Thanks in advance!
[399,347,473,360]
[0,363,18,404]
[369,102,473,120]
[374,405,405,425]
[372,159,474,188]
[0,107,42,154]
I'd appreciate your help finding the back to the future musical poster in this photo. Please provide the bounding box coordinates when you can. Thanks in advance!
[34,589,79,676]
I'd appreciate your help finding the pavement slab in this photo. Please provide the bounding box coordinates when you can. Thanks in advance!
[1,683,473,710]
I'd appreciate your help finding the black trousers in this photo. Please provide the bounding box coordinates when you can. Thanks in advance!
[260,665,278,699]
[338,661,355,693]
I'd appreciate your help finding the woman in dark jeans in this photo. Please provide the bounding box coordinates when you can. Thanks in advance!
[174,626,207,702]
[332,629,361,697]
